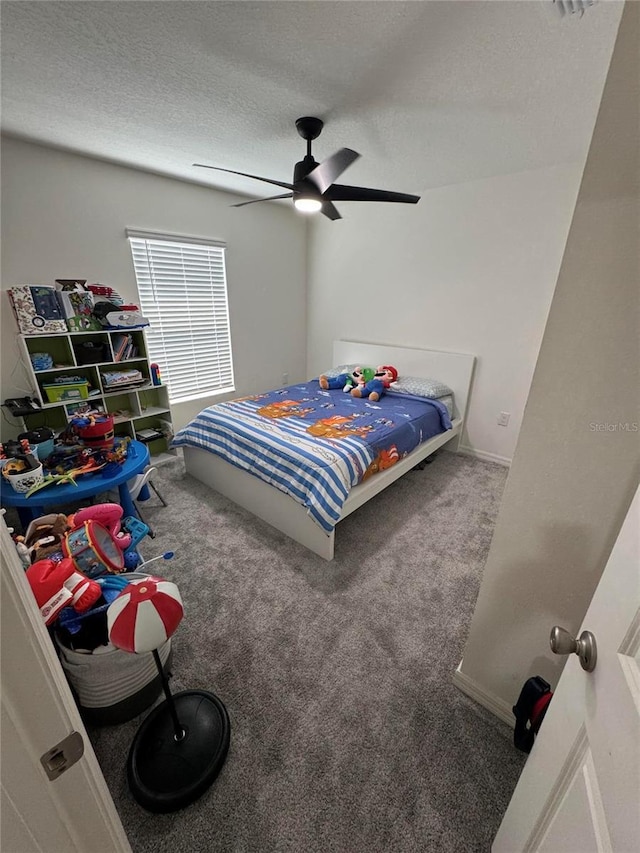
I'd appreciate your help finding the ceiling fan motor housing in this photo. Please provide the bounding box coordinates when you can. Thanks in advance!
[293,156,319,186]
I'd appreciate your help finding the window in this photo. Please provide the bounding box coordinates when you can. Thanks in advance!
[127,230,234,404]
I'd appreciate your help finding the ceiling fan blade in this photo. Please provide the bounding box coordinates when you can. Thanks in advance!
[327,184,420,204]
[305,148,360,195]
[321,201,342,221]
[193,163,294,191]
[231,193,293,208]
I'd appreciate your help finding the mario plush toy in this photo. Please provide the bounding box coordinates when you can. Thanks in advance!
[351,365,399,402]
[319,366,376,393]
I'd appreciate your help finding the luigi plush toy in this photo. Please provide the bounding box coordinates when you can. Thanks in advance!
[319,366,375,394]
[319,365,398,402]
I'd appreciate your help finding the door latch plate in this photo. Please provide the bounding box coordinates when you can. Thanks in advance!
[40,731,84,781]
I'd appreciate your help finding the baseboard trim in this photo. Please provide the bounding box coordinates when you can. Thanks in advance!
[458,444,511,467]
[452,661,515,727]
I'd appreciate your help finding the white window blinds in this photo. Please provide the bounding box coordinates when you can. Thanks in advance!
[127,230,234,404]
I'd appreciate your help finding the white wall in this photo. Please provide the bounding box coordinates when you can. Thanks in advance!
[456,2,639,718]
[306,163,584,464]
[0,138,307,437]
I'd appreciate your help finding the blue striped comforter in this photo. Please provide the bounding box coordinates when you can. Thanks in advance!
[173,381,451,534]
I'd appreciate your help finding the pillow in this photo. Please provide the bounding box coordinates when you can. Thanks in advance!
[388,375,453,399]
[320,364,360,379]
[438,394,454,418]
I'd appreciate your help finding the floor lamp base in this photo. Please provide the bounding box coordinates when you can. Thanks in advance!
[127,689,230,813]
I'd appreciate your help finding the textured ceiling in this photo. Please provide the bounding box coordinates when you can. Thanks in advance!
[1,1,622,202]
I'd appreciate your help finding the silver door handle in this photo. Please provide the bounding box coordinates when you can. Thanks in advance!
[550,626,597,672]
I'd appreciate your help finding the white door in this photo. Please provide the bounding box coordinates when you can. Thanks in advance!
[0,511,131,853]
[493,486,640,852]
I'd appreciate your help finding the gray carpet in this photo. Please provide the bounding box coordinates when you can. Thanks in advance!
[85,450,526,853]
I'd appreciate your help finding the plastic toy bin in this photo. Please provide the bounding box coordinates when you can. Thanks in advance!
[43,380,90,402]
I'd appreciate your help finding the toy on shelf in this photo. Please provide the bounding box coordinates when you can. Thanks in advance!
[87,283,126,306]
[89,287,149,330]
[55,280,102,332]
[7,285,67,335]
[30,352,54,371]
[42,375,90,403]
[67,399,106,418]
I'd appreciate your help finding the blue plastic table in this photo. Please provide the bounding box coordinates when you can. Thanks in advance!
[1,440,150,527]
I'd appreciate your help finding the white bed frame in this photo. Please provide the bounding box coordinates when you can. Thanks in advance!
[183,341,476,560]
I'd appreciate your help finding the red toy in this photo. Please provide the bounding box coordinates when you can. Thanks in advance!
[26,557,101,626]
[376,365,399,387]
[73,414,115,450]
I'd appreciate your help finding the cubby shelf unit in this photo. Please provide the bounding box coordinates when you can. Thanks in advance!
[18,328,176,463]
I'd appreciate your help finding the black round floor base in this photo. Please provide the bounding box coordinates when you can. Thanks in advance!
[127,690,230,813]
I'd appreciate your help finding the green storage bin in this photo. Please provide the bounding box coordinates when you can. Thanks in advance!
[43,379,90,402]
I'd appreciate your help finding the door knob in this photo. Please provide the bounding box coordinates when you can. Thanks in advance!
[550,626,597,672]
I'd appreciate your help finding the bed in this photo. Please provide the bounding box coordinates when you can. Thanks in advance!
[175,341,475,560]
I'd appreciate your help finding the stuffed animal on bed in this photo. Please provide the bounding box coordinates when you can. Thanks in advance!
[350,365,399,402]
[319,366,376,393]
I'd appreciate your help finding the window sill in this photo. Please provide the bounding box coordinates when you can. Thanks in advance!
[170,387,235,405]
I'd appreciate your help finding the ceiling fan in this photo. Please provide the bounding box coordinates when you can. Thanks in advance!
[193,116,420,220]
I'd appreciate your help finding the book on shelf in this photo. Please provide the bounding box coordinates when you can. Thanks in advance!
[136,428,163,442]
[103,382,147,393]
[102,369,143,388]
[112,333,132,362]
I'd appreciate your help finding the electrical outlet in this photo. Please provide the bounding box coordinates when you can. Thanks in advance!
[497,412,511,427]
[282,372,289,385]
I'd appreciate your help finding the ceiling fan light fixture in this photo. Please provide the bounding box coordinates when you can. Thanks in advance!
[294,196,322,214]
[193,116,420,220]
